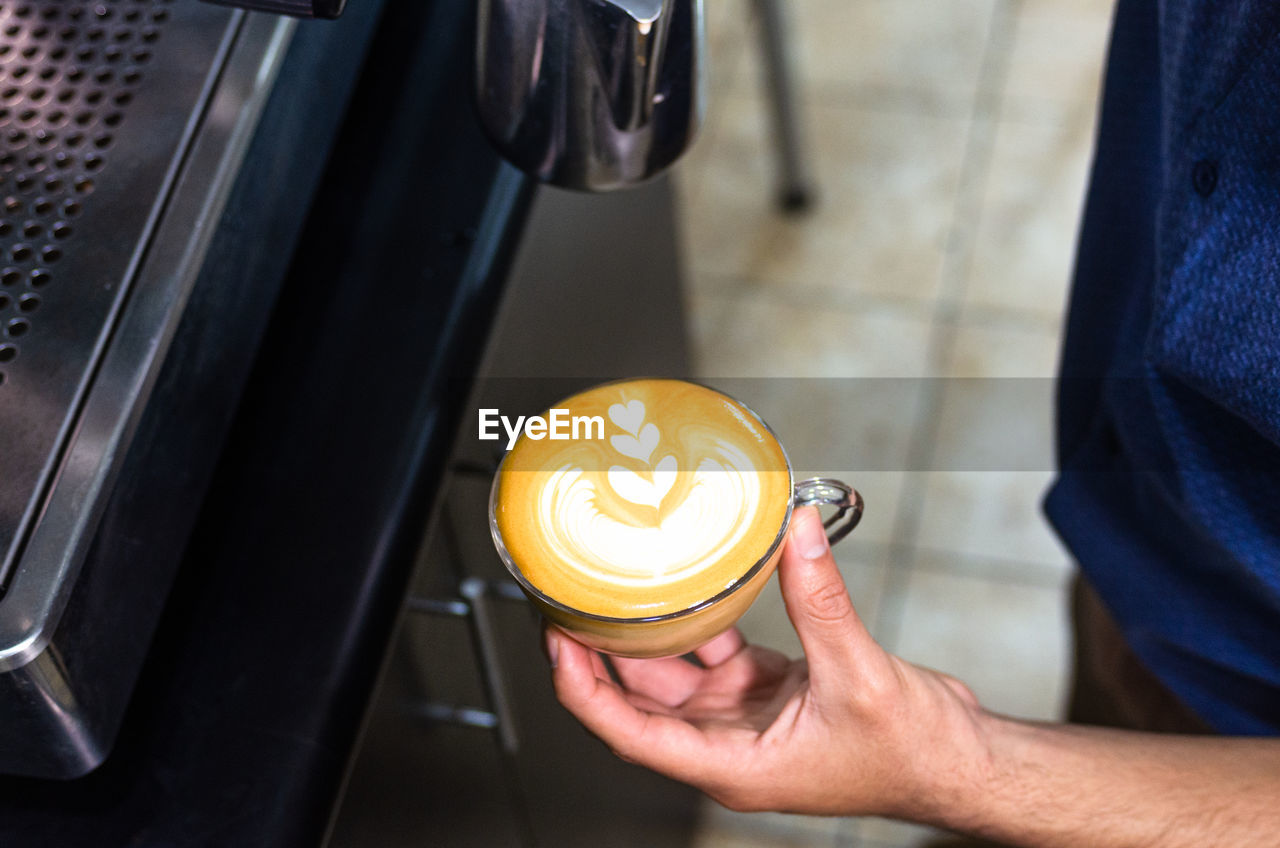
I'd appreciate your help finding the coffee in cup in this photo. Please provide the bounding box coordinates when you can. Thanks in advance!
[490,378,861,657]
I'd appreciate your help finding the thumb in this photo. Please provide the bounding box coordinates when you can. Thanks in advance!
[778,506,881,683]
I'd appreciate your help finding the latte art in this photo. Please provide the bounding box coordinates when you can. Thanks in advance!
[541,444,758,586]
[494,380,792,618]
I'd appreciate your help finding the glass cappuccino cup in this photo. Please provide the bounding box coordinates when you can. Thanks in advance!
[489,378,861,658]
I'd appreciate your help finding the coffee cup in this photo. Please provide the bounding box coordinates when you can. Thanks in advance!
[488,378,862,658]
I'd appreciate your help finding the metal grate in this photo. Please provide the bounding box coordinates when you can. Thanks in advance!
[0,0,172,388]
[0,0,231,590]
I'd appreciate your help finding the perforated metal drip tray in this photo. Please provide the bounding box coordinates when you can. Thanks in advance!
[0,0,301,778]
[0,0,222,592]
[0,0,293,664]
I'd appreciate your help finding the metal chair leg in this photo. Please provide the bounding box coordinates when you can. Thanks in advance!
[750,0,815,213]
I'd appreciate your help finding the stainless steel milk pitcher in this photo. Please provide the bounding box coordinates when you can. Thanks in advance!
[476,0,705,191]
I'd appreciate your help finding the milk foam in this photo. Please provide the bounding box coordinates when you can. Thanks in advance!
[495,380,792,617]
[539,443,760,586]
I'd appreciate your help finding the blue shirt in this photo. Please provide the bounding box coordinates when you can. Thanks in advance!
[1045,0,1280,735]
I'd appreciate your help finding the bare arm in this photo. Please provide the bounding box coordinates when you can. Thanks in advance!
[949,717,1280,847]
[546,507,1280,847]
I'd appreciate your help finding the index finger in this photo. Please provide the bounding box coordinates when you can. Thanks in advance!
[548,629,713,783]
[610,654,705,707]
[693,627,746,667]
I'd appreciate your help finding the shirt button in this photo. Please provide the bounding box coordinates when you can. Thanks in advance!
[1192,159,1218,197]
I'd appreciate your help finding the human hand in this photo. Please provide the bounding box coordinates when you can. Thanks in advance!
[545,506,996,821]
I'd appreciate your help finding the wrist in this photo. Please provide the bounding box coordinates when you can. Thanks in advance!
[924,709,1075,844]
[898,704,1011,833]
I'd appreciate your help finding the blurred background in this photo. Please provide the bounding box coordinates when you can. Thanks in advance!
[679,0,1113,844]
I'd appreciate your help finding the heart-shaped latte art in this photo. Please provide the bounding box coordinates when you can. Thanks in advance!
[537,450,761,586]
[608,399,647,436]
[610,423,659,464]
[496,379,795,613]
[606,454,678,508]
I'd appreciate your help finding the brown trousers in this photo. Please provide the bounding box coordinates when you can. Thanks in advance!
[1068,576,1211,734]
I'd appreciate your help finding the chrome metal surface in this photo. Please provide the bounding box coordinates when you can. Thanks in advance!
[476,0,705,191]
[406,701,500,731]
[203,0,346,20]
[405,578,526,756]
[793,477,863,546]
[0,0,225,596]
[0,4,297,674]
[460,577,520,756]
[751,0,813,211]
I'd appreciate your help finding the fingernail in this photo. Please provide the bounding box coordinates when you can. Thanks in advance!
[544,628,560,669]
[795,507,829,560]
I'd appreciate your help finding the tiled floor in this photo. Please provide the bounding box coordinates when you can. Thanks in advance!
[676,0,1115,845]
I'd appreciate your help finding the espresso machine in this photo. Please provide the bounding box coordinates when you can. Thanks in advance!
[0,0,799,844]
[0,0,705,782]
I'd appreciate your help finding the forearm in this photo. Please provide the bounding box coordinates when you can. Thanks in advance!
[932,714,1280,848]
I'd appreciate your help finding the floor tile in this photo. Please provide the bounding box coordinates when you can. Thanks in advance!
[675,2,1114,845]
[695,296,934,378]
[686,290,737,349]
[891,559,1072,722]
[912,470,1068,573]
[704,0,752,63]
[962,114,1096,322]
[691,830,837,848]
[694,298,931,548]
[943,314,1062,378]
[678,0,752,201]
[702,375,922,546]
[928,318,1059,469]
[851,817,955,848]
[913,319,1069,571]
[694,801,844,848]
[1000,0,1113,124]
[929,367,1055,473]
[780,0,997,114]
[682,93,969,307]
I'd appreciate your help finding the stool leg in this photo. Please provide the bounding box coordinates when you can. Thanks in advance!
[750,0,814,212]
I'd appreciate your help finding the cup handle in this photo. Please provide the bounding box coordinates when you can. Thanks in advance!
[793,478,863,546]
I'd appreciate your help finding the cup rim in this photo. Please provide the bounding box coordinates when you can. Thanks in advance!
[488,377,796,625]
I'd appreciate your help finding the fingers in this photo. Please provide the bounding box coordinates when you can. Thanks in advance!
[547,628,650,740]
[778,506,884,686]
[609,628,748,708]
[694,627,746,667]
[611,654,705,708]
[588,649,611,682]
[547,628,709,782]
